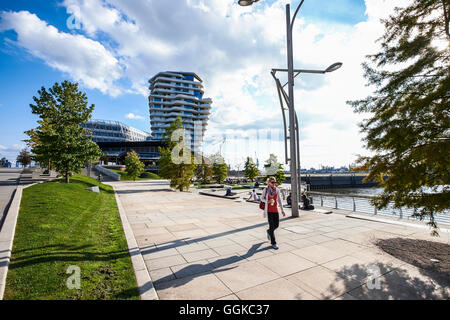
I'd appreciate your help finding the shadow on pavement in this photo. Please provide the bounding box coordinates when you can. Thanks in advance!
[323,261,449,300]
[323,238,450,300]
[153,243,271,290]
[140,215,296,256]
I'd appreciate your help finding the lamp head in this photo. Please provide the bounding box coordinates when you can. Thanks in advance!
[238,0,260,6]
[325,62,343,73]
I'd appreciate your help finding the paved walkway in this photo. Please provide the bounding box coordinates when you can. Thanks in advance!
[107,180,450,300]
[0,169,22,230]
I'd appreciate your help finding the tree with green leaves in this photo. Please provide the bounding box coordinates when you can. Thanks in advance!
[211,153,229,184]
[0,158,8,167]
[125,150,145,181]
[16,149,31,167]
[158,116,196,191]
[27,81,102,183]
[194,155,213,184]
[24,119,55,170]
[244,157,259,182]
[264,154,285,184]
[347,0,450,233]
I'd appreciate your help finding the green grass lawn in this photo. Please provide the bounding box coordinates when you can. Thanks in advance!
[110,169,161,181]
[4,174,139,300]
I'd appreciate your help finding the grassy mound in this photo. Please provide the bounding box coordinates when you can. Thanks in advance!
[111,169,161,181]
[4,174,139,300]
[140,172,161,180]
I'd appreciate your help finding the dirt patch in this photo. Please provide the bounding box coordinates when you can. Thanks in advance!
[376,237,450,287]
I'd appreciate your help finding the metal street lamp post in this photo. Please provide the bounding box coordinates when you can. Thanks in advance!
[271,63,342,213]
[238,0,342,217]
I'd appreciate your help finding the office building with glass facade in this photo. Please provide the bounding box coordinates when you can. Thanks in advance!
[82,119,151,143]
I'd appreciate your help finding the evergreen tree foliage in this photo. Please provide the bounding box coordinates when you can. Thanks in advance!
[348,0,450,233]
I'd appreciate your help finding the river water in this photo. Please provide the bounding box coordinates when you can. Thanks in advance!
[315,187,384,196]
[276,184,450,225]
[278,184,383,196]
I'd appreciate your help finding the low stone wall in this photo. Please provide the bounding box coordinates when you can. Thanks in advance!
[199,191,239,200]
[94,165,121,181]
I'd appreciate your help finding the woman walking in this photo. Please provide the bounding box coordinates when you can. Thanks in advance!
[261,177,286,250]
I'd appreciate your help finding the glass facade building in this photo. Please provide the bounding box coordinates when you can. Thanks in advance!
[82,119,151,143]
[148,71,212,151]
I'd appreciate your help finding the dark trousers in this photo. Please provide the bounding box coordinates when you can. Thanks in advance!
[267,212,279,245]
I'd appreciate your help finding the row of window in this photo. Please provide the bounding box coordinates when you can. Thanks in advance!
[104,147,160,153]
[151,106,197,112]
[151,101,197,107]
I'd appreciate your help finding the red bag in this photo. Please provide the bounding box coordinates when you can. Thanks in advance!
[259,188,266,210]
[259,201,265,210]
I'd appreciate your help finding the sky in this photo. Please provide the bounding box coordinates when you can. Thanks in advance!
[0,0,411,169]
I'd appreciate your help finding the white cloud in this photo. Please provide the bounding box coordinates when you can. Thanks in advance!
[0,10,123,96]
[0,0,413,168]
[0,144,26,163]
[125,113,145,120]
[0,144,24,151]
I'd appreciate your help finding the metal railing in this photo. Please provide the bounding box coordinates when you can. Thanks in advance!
[308,191,450,225]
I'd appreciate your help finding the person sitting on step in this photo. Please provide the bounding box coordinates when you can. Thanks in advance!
[300,191,314,210]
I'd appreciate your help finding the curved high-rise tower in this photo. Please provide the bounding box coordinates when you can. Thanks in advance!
[148,71,212,151]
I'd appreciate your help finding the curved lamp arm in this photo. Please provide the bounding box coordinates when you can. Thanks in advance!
[291,0,306,31]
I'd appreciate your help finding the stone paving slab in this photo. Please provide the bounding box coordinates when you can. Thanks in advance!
[256,252,317,277]
[175,242,210,254]
[217,294,240,300]
[142,247,179,260]
[236,278,316,300]
[286,266,363,299]
[150,267,176,284]
[182,248,220,263]
[145,254,187,271]
[154,271,232,300]
[289,238,316,249]
[210,243,247,256]
[106,180,450,300]
[212,260,280,293]
[291,244,348,264]
[306,234,335,244]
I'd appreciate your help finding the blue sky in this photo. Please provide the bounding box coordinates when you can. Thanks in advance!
[0,0,397,168]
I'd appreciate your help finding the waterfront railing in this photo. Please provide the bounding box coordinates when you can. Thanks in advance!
[308,191,450,226]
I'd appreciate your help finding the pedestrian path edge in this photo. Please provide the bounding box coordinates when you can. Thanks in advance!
[112,186,159,300]
[0,183,37,300]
